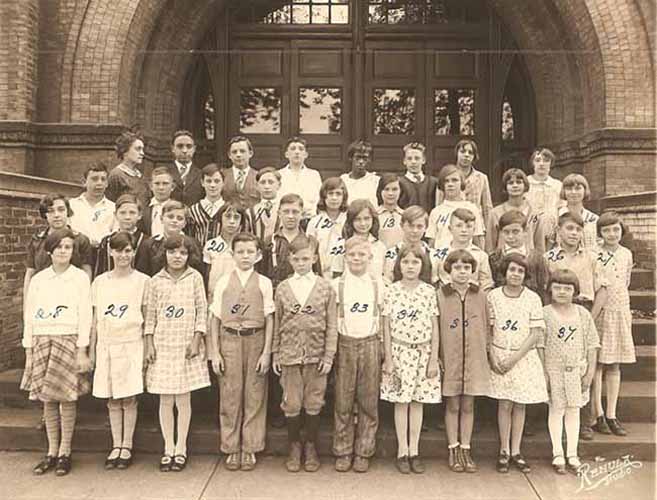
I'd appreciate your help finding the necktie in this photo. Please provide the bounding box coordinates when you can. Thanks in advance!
[263,200,273,217]
[413,173,422,183]
[179,163,189,181]
[236,169,246,191]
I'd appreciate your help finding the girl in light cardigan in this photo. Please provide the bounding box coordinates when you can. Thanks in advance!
[21,228,93,476]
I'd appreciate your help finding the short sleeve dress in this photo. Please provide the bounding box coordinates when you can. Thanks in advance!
[92,270,149,399]
[144,267,210,394]
[306,211,347,278]
[380,281,441,404]
[543,304,601,408]
[595,245,636,364]
[487,287,548,404]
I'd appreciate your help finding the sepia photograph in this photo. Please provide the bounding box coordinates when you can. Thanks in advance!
[0,0,655,499]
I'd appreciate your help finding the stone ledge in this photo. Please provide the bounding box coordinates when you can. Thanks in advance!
[0,171,82,199]
[550,128,657,167]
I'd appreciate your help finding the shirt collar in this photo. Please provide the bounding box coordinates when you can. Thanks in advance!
[175,160,192,172]
[42,265,78,282]
[234,267,254,283]
[159,266,195,281]
[282,164,307,172]
[150,197,166,207]
[377,205,403,215]
[405,172,425,183]
[77,194,110,207]
[504,244,527,256]
[292,272,316,282]
[117,164,142,178]
[201,197,224,209]
[442,282,480,296]
[344,268,371,283]
[233,165,251,177]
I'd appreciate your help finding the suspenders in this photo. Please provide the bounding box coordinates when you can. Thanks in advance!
[337,274,379,337]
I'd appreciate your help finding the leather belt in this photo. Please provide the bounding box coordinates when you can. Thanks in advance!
[224,327,262,337]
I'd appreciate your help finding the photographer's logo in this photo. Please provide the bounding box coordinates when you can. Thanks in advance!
[577,455,643,493]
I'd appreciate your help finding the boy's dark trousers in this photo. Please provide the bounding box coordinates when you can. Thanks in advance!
[332,334,381,458]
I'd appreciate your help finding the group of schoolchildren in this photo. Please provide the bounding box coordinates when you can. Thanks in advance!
[20,129,636,481]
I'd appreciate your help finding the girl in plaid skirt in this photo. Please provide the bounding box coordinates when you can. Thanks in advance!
[144,234,210,472]
[21,229,93,476]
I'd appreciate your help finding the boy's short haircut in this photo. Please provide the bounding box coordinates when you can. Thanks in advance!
[115,193,142,212]
[558,211,584,228]
[500,253,531,283]
[161,199,186,216]
[560,173,591,200]
[201,163,223,179]
[44,228,77,254]
[530,147,555,167]
[402,142,426,156]
[450,207,476,224]
[109,231,134,251]
[454,139,479,163]
[279,193,304,209]
[437,164,466,191]
[597,210,627,238]
[547,268,580,297]
[502,168,530,194]
[231,231,262,252]
[289,234,316,254]
[171,129,195,144]
[39,194,73,219]
[498,209,528,230]
[228,135,254,153]
[163,234,200,263]
[317,177,348,212]
[115,130,143,160]
[347,139,372,159]
[443,249,477,273]
[83,161,109,179]
[256,166,281,182]
[343,199,380,239]
[151,166,174,182]
[401,205,428,225]
[284,136,307,150]
[392,243,432,283]
[344,235,371,254]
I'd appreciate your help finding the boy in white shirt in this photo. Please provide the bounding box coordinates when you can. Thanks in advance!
[340,140,379,207]
[434,208,493,291]
[142,167,175,237]
[69,162,115,248]
[332,237,385,473]
[278,137,322,219]
[249,167,282,244]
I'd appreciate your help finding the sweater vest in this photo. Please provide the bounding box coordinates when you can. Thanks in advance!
[399,176,439,212]
[221,271,265,329]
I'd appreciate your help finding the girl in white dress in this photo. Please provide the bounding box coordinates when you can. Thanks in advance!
[381,245,441,474]
[488,253,548,474]
[306,177,348,278]
[591,212,635,437]
[91,231,149,470]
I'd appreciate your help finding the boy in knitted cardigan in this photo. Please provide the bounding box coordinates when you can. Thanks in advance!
[272,235,337,472]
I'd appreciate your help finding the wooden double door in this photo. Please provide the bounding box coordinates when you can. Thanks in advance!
[223,31,490,178]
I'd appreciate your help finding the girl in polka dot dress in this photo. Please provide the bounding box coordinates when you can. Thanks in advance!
[487,253,548,474]
[590,212,635,437]
[381,245,441,474]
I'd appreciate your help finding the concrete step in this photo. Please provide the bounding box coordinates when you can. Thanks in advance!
[624,345,656,381]
[632,318,657,345]
[630,268,656,290]
[1,370,654,422]
[0,407,654,462]
[630,290,656,313]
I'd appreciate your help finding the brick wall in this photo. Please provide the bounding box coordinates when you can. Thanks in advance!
[0,196,43,370]
[0,173,82,371]
[619,207,657,270]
